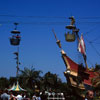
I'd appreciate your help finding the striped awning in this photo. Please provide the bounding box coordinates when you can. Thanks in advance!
[8,81,26,91]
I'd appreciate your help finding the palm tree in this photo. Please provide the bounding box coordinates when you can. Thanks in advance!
[19,66,42,90]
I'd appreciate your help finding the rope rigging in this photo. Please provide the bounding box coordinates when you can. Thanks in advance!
[86,38,100,57]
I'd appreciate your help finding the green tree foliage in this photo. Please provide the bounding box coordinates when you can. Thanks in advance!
[9,77,17,86]
[0,77,9,89]
[94,64,100,71]
[41,71,62,92]
[18,66,42,91]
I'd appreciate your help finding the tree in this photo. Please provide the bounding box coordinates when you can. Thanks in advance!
[0,77,9,89]
[19,66,42,90]
[9,77,17,85]
[94,64,100,71]
[41,72,62,92]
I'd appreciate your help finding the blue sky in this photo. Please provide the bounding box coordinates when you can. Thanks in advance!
[0,0,100,82]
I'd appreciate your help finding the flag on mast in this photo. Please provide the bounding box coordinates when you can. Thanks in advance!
[78,33,87,68]
[78,33,86,55]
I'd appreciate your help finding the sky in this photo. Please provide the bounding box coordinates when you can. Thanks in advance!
[0,0,100,82]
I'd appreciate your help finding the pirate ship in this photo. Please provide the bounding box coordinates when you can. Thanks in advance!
[53,16,99,90]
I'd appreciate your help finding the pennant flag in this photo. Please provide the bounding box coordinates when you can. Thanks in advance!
[78,34,86,55]
[78,34,88,68]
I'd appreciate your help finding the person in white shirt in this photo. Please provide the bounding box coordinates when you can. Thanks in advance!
[16,93,22,100]
[36,94,41,100]
[32,93,36,100]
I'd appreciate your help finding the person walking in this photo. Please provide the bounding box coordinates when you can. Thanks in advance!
[1,89,10,100]
[32,93,36,100]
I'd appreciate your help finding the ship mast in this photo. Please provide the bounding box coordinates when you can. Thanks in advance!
[66,16,88,69]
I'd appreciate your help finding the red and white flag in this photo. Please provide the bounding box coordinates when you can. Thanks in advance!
[78,34,86,55]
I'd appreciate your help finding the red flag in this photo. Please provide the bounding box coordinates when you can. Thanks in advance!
[78,34,86,55]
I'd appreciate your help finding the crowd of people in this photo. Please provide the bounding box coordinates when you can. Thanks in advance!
[0,89,95,100]
[0,89,47,100]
